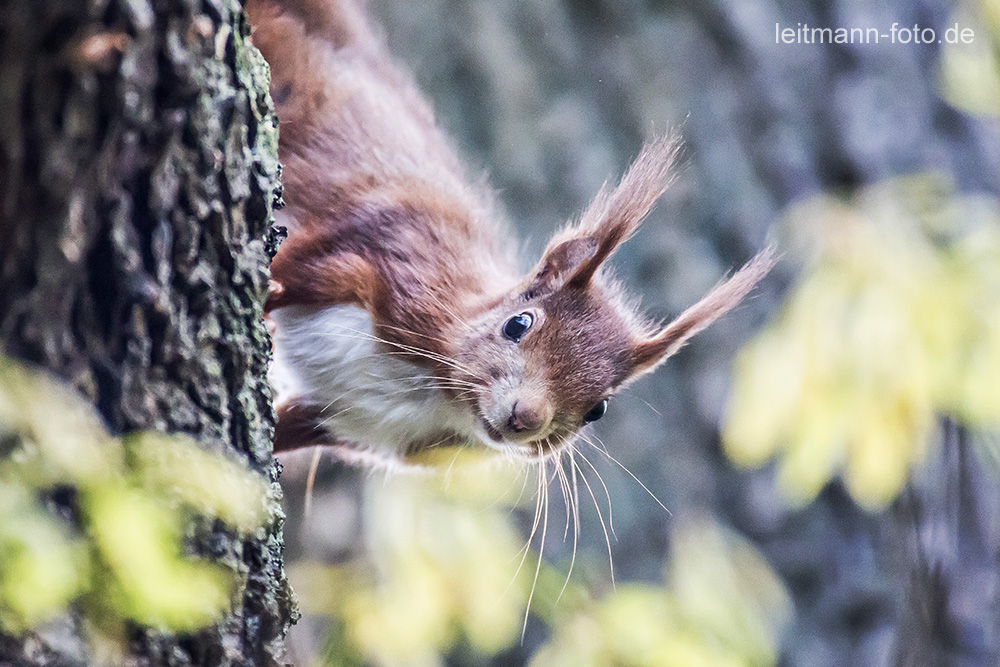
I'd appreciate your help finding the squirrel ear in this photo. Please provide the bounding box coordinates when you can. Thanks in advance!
[522,134,683,299]
[521,236,597,298]
[630,248,777,377]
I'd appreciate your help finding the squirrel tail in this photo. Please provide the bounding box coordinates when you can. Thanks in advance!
[245,0,373,54]
[244,0,381,136]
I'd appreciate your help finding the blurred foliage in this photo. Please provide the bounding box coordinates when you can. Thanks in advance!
[0,357,271,639]
[291,452,532,666]
[724,177,1000,509]
[292,452,790,667]
[939,0,1000,116]
[531,518,792,667]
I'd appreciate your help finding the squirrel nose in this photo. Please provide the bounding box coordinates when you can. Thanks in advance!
[507,401,547,434]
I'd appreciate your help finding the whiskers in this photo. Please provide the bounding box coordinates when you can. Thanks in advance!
[578,430,671,516]
[507,428,671,642]
[304,446,323,520]
[316,323,487,384]
[296,322,486,428]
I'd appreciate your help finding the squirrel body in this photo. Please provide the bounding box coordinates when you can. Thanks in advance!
[269,303,477,458]
[248,0,774,462]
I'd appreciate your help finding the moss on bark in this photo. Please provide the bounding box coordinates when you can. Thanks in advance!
[0,0,295,664]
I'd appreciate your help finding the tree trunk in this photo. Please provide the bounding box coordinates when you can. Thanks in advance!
[0,0,294,664]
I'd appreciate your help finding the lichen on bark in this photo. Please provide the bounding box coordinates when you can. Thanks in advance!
[0,0,294,664]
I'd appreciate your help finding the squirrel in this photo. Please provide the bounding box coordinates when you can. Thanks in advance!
[246,0,775,464]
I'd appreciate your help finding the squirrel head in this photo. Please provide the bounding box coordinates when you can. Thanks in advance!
[443,135,776,458]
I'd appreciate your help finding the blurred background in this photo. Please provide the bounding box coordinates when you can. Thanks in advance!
[278,0,1000,665]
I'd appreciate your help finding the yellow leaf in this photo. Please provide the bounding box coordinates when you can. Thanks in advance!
[0,485,87,631]
[126,433,270,532]
[86,486,231,631]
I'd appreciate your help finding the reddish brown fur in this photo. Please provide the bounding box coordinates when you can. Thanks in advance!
[248,0,775,457]
[250,0,514,356]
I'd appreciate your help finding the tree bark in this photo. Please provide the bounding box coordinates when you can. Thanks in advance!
[0,0,294,664]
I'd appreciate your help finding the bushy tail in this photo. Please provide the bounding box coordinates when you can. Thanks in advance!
[245,0,371,53]
[245,0,380,139]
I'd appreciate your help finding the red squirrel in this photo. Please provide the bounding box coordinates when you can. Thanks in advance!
[246,0,775,463]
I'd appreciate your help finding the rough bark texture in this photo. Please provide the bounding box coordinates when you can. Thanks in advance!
[0,0,294,664]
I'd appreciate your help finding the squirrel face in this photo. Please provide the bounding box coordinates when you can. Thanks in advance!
[422,136,776,460]
[455,288,636,457]
[265,135,774,461]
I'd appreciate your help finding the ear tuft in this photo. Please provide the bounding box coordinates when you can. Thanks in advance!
[566,133,683,287]
[630,246,778,376]
[522,133,683,298]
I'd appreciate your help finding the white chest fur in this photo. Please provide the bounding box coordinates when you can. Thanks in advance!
[269,304,477,458]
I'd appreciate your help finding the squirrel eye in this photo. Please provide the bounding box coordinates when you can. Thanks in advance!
[502,312,534,342]
[583,398,608,424]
